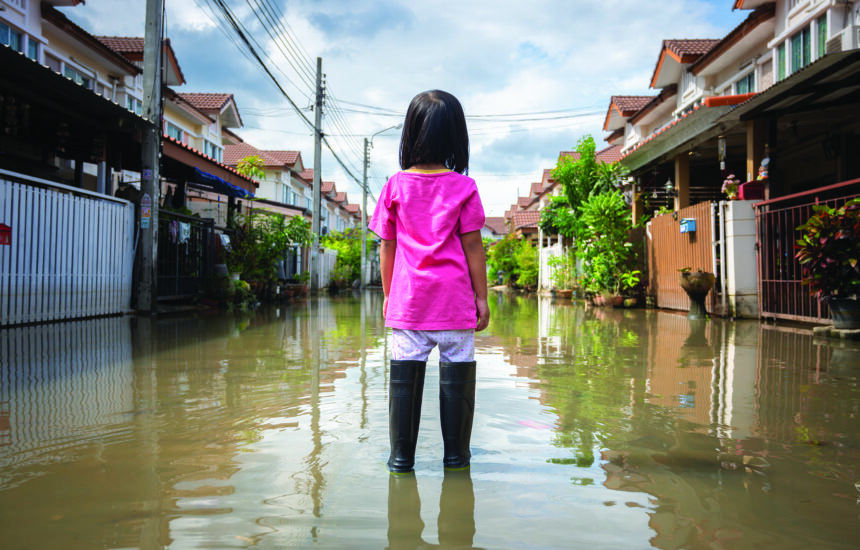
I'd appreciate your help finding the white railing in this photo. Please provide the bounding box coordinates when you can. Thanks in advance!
[0,170,135,326]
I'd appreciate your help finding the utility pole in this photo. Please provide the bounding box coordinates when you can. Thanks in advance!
[310,57,323,293]
[360,124,401,289]
[138,0,163,312]
[361,137,369,288]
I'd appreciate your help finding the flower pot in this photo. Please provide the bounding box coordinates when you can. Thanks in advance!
[611,295,624,308]
[679,271,715,320]
[829,298,860,330]
[623,297,637,308]
[555,289,573,300]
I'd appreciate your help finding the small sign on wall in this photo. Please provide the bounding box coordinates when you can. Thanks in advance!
[680,218,696,233]
[0,223,10,245]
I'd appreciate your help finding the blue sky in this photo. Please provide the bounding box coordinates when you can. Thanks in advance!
[63,1,747,216]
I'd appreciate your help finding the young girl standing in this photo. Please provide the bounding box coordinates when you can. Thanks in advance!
[369,90,489,474]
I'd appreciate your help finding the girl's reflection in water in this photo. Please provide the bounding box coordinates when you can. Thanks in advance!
[387,470,477,549]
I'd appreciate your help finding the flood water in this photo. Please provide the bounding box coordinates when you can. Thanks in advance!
[1,292,860,549]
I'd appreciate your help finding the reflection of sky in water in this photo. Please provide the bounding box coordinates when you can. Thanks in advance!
[1,294,860,549]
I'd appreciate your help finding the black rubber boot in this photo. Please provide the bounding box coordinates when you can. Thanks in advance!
[439,361,476,470]
[387,359,426,474]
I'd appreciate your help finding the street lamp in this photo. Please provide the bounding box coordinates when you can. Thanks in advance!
[361,124,402,288]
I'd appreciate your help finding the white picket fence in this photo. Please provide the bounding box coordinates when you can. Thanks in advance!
[0,170,135,326]
[318,247,338,288]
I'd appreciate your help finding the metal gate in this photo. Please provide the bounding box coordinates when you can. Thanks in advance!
[754,179,860,324]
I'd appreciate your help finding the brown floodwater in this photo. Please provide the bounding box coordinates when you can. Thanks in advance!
[1,292,859,549]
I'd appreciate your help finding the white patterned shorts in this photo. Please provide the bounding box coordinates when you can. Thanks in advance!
[391,329,475,362]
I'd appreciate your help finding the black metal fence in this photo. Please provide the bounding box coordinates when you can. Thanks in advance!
[157,211,216,300]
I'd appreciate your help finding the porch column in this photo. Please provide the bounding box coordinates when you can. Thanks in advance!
[674,153,690,211]
[632,193,645,225]
[746,119,766,183]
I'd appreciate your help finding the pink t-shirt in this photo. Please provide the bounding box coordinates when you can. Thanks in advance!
[369,170,486,330]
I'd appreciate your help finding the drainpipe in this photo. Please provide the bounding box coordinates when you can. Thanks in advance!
[718,201,728,316]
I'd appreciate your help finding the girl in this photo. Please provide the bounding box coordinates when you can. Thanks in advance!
[369,90,489,474]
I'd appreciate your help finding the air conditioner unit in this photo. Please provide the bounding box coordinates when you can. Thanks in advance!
[826,25,860,54]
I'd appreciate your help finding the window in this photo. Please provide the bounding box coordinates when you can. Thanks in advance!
[126,95,142,115]
[0,23,23,52]
[64,65,93,90]
[203,140,222,162]
[778,43,787,81]
[27,38,37,60]
[166,121,184,142]
[735,72,755,94]
[790,26,811,73]
[306,197,312,210]
[817,15,827,59]
[45,53,61,73]
[95,82,105,96]
[681,70,695,95]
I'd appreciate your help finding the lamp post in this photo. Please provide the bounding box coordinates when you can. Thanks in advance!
[361,124,402,288]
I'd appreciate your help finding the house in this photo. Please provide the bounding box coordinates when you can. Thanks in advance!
[0,1,262,323]
[482,217,507,240]
[608,0,860,322]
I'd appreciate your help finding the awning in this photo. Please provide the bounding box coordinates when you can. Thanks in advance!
[620,104,734,172]
[193,168,254,199]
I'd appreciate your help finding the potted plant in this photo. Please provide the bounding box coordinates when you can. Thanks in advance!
[619,270,642,307]
[722,174,740,200]
[795,198,860,329]
[548,253,575,299]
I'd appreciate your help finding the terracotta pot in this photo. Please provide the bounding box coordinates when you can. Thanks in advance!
[679,271,715,320]
[611,295,624,308]
[555,289,573,299]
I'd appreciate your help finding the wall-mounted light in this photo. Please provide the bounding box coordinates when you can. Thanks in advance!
[665,178,677,197]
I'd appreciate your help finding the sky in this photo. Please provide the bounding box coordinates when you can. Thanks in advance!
[62,0,748,217]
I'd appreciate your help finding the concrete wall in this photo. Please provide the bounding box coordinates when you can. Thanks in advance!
[724,200,759,318]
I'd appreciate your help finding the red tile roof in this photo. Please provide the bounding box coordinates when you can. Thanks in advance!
[345,204,360,213]
[334,192,347,203]
[484,216,508,235]
[265,150,300,166]
[322,181,335,193]
[530,182,542,196]
[651,39,720,88]
[611,96,653,114]
[224,143,263,166]
[299,169,314,182]
[517,197,532,209]
[513,211,541,230]
[95,35,185,84]
[96,36,144,54]
[179,93,233,112]
[664,39,721,58]
[596,144,623,164]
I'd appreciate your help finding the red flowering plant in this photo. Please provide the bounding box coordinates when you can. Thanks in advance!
[794,198,860,301]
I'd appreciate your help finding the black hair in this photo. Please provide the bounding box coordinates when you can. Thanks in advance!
[399,90,469,174]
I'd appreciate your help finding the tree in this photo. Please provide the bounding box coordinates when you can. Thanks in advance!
[552,135,628,215]
[236,154,266,181]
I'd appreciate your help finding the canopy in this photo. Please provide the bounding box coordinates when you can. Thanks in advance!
[193,168,255,199]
